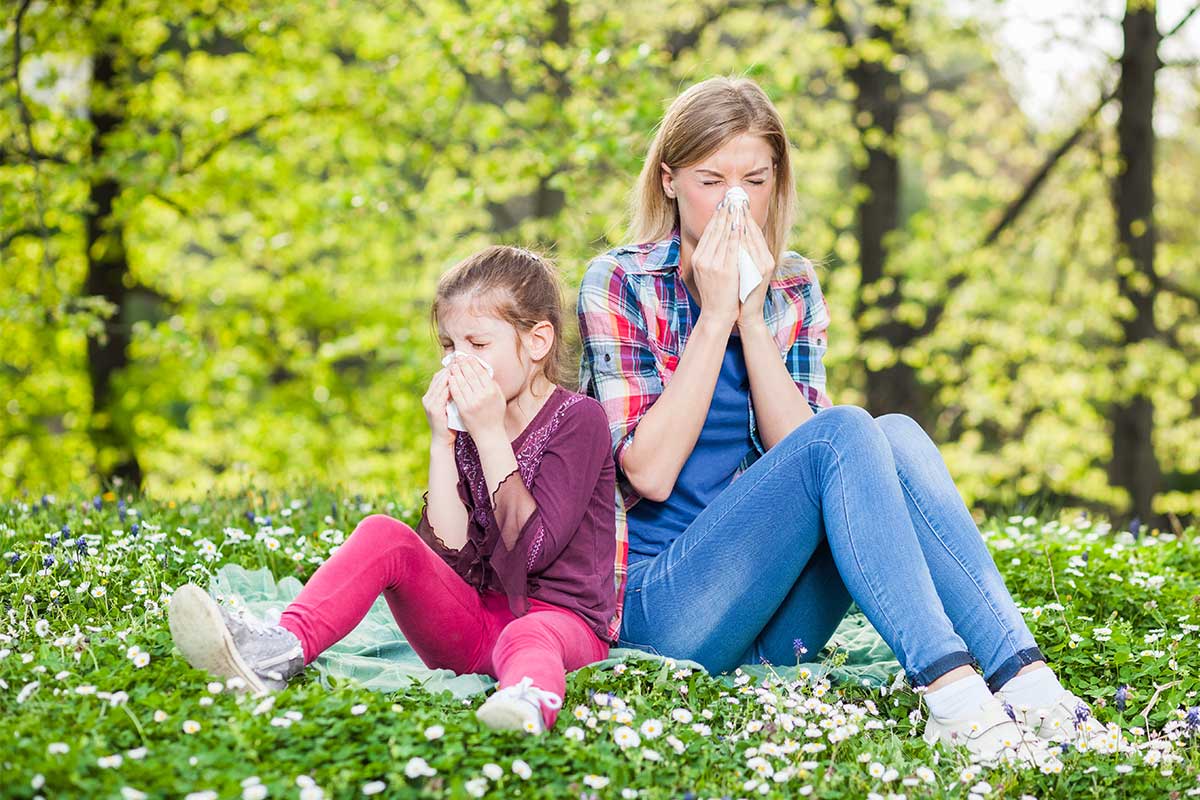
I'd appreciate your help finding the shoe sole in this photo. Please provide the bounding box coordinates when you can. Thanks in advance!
[475,698,542,735]
[168,583,271,696]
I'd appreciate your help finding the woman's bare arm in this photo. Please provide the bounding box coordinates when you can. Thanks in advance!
[740,321,814,449]
[620,202,743,502]
[619,314,734,502]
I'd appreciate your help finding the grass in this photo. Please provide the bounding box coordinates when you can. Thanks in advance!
[2,488,1199,799]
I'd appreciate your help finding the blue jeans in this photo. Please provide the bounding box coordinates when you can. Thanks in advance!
[618,405,1043,690]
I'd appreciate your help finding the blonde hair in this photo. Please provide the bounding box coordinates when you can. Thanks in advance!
[431,245,567,387]
[630,77,797,264]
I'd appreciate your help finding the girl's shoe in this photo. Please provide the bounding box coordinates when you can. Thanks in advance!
[995,688,1094,743]
[168,583,304,695]
[475,677,563,735]
[922,695,1032,761]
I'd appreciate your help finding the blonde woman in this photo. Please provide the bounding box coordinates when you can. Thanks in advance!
[577,77,1087,758]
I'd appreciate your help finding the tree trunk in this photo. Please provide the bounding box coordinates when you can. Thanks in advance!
[1109,1,1162,523]
[848,0,929,424]
[84,46,141,487]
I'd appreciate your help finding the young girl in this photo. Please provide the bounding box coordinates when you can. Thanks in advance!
[169,245,617,734]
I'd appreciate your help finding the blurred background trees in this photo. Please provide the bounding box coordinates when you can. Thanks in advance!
[2,0,1197,524]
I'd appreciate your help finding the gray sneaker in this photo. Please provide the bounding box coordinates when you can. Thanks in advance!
[168,583,305,695]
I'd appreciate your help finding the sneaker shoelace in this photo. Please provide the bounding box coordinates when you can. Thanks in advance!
[221,607,300,672]
[500,676,563,710]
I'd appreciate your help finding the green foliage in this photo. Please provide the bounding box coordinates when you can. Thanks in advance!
[1,1,1197,516]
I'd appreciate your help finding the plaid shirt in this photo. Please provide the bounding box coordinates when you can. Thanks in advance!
[576,229,832,641]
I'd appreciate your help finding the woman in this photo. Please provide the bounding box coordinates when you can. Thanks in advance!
[576,77,1088,758]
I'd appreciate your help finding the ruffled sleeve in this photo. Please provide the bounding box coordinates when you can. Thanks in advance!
[413,477,485,584]
[485,400,612,616]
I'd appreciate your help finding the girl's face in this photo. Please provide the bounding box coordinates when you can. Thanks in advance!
[436,296,553,400]
[661,133,776,248]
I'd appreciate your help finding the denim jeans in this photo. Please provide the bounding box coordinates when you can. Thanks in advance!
[618,405,1043,690]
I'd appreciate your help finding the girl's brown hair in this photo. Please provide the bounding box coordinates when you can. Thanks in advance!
[630,76,797,264]
[431,245,567,388]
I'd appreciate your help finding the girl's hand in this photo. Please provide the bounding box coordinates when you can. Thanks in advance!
[736,207,775,332]
[690,200,741,327]
[423,367,456,448]
[447,356,507,439]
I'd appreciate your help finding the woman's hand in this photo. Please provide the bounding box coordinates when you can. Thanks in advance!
[447,355,507,439]
[690,200,742,328]
[736,208,775,332]
[422,367,456,448]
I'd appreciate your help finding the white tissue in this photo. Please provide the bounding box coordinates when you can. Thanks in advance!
[441,351,495,432]
[723,186,762,303]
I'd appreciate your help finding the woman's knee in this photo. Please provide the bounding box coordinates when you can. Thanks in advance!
[876,413,935,458]
[785,404,885,453]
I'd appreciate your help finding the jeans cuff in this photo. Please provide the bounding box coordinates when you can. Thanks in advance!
[985,646,1046,692]
[907,650,976,688]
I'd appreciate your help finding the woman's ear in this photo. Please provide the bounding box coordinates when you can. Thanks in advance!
[523,320,556,363]
[660,162,676,199]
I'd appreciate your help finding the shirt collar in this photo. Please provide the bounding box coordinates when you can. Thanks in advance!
[613,229,681,275]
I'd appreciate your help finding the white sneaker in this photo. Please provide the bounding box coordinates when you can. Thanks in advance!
[475,677,563,735]
[923,695,1033,761]
[996,688,1094,743]
[168,583,304,695]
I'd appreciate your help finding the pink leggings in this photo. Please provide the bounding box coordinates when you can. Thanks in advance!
[278,514,608,728]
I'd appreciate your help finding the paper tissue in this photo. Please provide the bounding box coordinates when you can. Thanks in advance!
[441,351,495,432]
[723,186,763,303]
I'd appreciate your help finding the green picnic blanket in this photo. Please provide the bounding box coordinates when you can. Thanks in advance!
[210,564,901,698]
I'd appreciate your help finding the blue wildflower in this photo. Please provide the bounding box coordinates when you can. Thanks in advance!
[43,555,55,568]
[60,523,70,537]
[118,499,127,522]
[76,537,88,555]
[7,552,19,566]
[130,522,139,536]
[1115,684,1128,711]
[48,533,59,547]
[1185,707,1199,733]
[1129,517,1141,539]
[793,637,808,658]
[1002,701,1016,721]
[92,496,102,511]
[1073,702,1091,729]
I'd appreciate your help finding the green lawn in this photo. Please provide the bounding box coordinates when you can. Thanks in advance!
[3,490,1198,799]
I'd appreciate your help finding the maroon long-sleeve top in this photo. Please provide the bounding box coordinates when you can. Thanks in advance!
[415,386,618,643]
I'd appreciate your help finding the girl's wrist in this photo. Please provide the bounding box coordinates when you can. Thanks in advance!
[430,433,456,452]
[470,425,510,453]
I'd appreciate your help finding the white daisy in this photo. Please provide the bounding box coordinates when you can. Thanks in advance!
[613,725,640,749]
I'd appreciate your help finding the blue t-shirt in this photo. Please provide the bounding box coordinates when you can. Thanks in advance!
[626,284,754,564]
